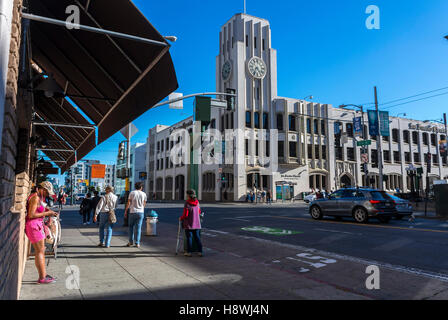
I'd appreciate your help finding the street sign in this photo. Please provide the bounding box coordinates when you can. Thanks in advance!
[357,140,372,147]
[120,123,138,140]
[91,164,106,179]
[210,99,227,109]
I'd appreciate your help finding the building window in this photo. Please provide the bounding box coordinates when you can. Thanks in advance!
[157,141,160,153]
[322,145,327,160]
[289,115,296,131]
[335,147,343,161]
[246,35,248,47]
[289,142,297,158]
[278,141,284,158]
[321,120,326,136]
[433,154,439,164]
[314,119,319,134]
[346,123,353,138]
[254,36,257,49]
[262,38,265,50]
[266,141,270,157]
[414,153,420,163]
[423,133,428,145]
[211,119,216,129]
[315,145,320,159]
[245,139,249,156]
[384,150,391,163]
[383,135,390,142]
[254,112,260,129]
[431,134,437,146]
[263,113,269,129]
[277,114,284,131]
[307,144,313,159]
[393,151,401,162]
[392,129,399,143]
[246,111,252,128]
[403,130,410,144]
[256,141,259,156]
[405,152,411,163]
[371,150,378,165]
[306,119,311,134]
[347,147,355,161]
[412,131,419,145]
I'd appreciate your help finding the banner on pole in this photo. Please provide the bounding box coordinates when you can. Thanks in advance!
[379,111,390,137]
[353,117,363,137]
[367,110,379,136]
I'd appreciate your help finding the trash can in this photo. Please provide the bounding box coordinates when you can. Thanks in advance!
[145,211,158,236]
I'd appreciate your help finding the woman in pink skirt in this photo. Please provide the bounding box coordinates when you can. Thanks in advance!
[25,181,59,284]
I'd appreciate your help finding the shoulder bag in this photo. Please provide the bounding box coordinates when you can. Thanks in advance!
[106,195,117,224]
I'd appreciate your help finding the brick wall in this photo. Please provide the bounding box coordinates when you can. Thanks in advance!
[0,0,28,300]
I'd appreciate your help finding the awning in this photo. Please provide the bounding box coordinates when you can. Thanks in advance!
[26,0,178,173]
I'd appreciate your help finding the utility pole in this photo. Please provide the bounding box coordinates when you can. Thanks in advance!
[375,86,384,191]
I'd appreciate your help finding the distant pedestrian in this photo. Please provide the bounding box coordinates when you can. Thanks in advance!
[124,182,147,248]
[80,194,92,225]
[180,190,203,257]
[57,189,66,210]
[250,191,255,203]
[261,190,266,203]
[91,191,102,224]
[256,191,262,204]
[93,186,118,248]
[267,190,272,204]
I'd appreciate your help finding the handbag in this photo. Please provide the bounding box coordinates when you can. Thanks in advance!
[105,195,117,224]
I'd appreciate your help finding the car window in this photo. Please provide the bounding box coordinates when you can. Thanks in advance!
[341,190,360,198]
[331,190,345,199]
[370,191,392,201]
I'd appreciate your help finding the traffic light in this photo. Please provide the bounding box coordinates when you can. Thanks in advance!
[360,163,368,175]
[226,88,236,112]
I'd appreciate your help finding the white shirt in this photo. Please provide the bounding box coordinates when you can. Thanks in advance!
[95,193,118,217]
[128,190,147,213]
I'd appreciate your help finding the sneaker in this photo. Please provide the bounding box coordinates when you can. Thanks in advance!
[37,275,56,284]
[135,244,140,248]
[97,243,104,247]
[83,223,87,226]
[184,252,192,257]
[197,253,203,257]
[87,222,90,225]
[126,243,133,247]
[105,245,110,248]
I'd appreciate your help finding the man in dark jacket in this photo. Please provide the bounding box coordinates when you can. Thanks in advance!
[91,191,102,224]
[80,193,92,225]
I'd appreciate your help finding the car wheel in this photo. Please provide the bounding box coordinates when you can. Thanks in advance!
[378,216,391,223]
[310,206,323,220]
[353,207,369,224]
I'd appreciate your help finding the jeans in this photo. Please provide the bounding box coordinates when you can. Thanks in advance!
[82,209,91,223]
[185,229,203,254]
[128,212,144,245]
[99,212,113,247]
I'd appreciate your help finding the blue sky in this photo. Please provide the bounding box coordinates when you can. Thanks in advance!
[49,0,448,179]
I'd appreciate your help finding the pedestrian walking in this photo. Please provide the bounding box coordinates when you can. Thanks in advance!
[250,191,255,203]
[261,190,266,203]
[57,189,66,211]
[80,193,92,225]
[267,190,272,204]
[93,186,118,248]
[124,182,147,248]
[25,181,59,284]
[91,191,102,224]
[256,191,262,204]
[179,190,203,257]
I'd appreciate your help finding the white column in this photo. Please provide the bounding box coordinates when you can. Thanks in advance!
[0,0,13,151]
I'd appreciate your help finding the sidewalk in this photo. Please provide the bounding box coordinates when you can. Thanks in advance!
[19,209,369,300]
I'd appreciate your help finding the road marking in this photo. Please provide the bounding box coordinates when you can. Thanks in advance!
[222,218,250,222]
[242,226,302,236]
[314,228,362,236]
[236,216,270,219]
[236,234,448,283]
[272,216,448,234]
[205,229,229,235]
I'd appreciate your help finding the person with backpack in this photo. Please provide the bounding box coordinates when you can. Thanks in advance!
[80,193,92,225]
[124,182,147,248]
[25,181,59,284]
[179,190,203,257]
[93,186,118,248]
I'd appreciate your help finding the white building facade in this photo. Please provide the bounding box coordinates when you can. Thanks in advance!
[144,13,448,202]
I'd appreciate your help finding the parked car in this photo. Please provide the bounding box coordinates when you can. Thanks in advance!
[75,193,85,202]
[388,194,413,220]
[308,188,396,224]
[304,193,316,203]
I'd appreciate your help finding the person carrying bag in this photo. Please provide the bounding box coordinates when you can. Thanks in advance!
[93,186,117,248]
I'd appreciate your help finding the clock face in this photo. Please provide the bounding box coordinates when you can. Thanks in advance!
[222,60,232,81]
[247,56,267,79]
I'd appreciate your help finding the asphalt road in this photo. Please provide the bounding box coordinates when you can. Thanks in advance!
[149,202,448,277]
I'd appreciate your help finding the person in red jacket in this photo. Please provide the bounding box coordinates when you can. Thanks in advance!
[179,190,203,257]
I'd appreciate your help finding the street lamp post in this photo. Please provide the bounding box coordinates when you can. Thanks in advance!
[339,104,367,187]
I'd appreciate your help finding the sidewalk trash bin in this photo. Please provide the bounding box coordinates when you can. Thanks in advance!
[146,211,158,236]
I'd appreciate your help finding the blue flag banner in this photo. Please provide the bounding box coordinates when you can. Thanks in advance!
[367,110,378,136]
[353,117,363,137]
[379,111,390,137]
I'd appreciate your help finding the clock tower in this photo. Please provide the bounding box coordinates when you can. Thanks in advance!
[212,14,278,201]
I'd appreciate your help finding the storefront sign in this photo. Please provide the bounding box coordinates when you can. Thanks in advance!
[409,123,446,134]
